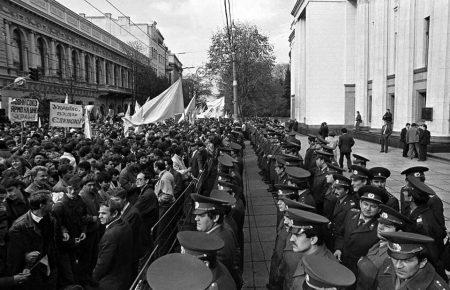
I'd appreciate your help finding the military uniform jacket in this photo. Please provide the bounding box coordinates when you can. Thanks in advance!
[208,261,237,290]
[335,209,379,274]
[356,241,389,290]
[269,220,289,286]
[384,189,399,211]
[310,167,328,207]
[376,260,449,290]
[290,245,336,290]
[330,194,357,249]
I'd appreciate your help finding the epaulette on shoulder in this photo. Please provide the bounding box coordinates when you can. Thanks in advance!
[351,208,360,213]
[432,280,446,289]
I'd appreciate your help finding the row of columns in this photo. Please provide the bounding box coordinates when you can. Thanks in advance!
[3,20,132,89]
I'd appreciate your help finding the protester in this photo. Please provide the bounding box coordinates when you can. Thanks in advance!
[419,124,431,161]
[400,123,410,157]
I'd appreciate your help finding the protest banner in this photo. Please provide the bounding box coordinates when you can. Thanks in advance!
[49,102,84,128]
[8,98,39,122]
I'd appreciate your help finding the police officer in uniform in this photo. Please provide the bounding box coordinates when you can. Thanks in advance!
[285,167,315,208]
[349,165,371,196]
[334,185,388,276]
[352,154,369,168]
[376,232,449,290]
[356,204,412,290]
[369,167,399,211]
[285,208,335,289]
[310,150,334,214]
[177,231,236,290]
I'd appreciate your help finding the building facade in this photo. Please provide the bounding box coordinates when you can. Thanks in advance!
[0,0,155,116]
[166,52,182,84]
[86,14,173,79]
[290,0,450,137]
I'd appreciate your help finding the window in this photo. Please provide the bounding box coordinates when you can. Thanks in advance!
[36,38,45,75]
[424,17,430,67]
[71,50,77,79]
[121,68,126,87]
[95,59,100,84]
[56,44,63,78]
[85,55,90,83]
[11,29,23,70]
[106,62,110,84]
[114,65,118,86]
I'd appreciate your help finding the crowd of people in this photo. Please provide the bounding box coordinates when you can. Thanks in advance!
[249,119,449,290]
[0,117,247,290]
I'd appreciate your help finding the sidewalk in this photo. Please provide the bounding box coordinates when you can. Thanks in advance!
[242,141,277,289]
[295,133,450,230]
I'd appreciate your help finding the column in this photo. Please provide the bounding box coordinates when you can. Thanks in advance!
[393,0,416,130]
[354,0,369,126]
[118,66,122,87]
[111,63,116,86]
[426,0,450,136]
[124,68,128,88]
[28,31,36,68]
[4,21,13,68]
[371,0,389,129]
[80,51,86,82]
[50,40,57,76]
[101,59,106,84]
[66,46,72,79]
[92,56,97,84]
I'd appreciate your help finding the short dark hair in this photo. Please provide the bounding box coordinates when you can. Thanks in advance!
[108,187,127,199]
[58,164,73,177]
[206,210,224,225]
[154,160,166,171]
[304,225,326,246]
[100,198,122,216]
[422,124,427,129]
[96,171,112,183]
[406,123,411,126]
[29,190,51,210]
[77,161,91,172]
[341,128,348,133]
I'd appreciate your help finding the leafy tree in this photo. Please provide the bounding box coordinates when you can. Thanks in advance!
[207,22,287,117]
[181,72,210,109]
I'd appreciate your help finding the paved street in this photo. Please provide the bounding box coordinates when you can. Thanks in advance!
[242,135,450,289]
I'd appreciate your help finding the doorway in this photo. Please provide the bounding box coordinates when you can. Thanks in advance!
[388,94,395,124]
[416,91,426,122]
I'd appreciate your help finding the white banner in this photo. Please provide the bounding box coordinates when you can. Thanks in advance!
[8,98,39,122]
[49,102,83,128]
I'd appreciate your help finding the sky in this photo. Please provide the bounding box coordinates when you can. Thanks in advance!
[56,0,293,73]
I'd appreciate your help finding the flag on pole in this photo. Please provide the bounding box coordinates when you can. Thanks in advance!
[125,103,131,118]
[64,94,69,104]
[84,105,94,139]
[38,117,42,128]
[135,100,141,113]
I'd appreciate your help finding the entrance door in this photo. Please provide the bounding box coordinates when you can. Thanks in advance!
[367,95,372,126]
[389,94,395,123]
[416,91,426,122]
[345,89,355,125]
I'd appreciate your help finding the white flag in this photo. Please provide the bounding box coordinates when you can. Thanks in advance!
[84,105,94,139]
[64,94,69,104]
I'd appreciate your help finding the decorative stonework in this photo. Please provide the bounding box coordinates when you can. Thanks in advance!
[30,0,47,11]
[50,4,64,19]
[66,14,78,28]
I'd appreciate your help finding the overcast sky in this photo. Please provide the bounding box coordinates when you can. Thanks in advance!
[56,0,292,73]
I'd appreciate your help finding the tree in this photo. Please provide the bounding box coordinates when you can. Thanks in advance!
[207,22,284,117]
[181,72,210,109]
[126,41,170,105]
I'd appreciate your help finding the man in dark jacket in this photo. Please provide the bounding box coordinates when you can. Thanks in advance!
[188,141,206,178]
[2,179,29,228]
[382,109,392,123]
[400,123,410,157]
[93,198,133,290]
[380,121,392,153]
[7,190,57,290]
[338,128,355,171]
[419,124,431,161]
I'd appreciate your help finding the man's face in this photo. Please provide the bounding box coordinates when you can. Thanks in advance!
[6,186,22,200]
[100,181,109,190]
[136,173,147,188]
[98,205,116,225]
[289,231,313,253]
[351,177,365,191]
[406,125,410,129]
[34,155,44,165]
[35,170,49,184]
[372,179,386,188]
[334,186,348,199]
[325,174,334,184]
[195,213,215,232]
[11,159,21,169]
[377,222,396,239]
[105,161,114,170]
[84,181,96,192]
[360,200,380,218]
[275,165,284,175]
[110,196,126,208]
[77,168,88,177]
[139,156,149,165]
[391,256,423,280]
[41,196,53,215]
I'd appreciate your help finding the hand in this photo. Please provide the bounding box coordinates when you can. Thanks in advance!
[79,232,86,241]
[334,250,342,261]
[62,232,70,242]
[24,251,40,265]
[13,272,31,285]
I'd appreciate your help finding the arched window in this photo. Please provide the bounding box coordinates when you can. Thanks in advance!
[85,55,90,83]
[36,38,45,75]
[56,45,63,78]
[105,62,110,85]
[71,50,77,79]
[11,29,23,70]
[95,59,100,84]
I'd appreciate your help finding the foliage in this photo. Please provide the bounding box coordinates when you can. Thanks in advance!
[181,72,210,109]
[126,41,170,105]
[206,22,289,117]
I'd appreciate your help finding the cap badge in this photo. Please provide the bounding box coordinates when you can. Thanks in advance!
[194,202,200,209]
[392,243,402,252]
[381,212,388,219]
[368,193,375,199]
[353,170,358,175]
[378,173,382,176]
[414,172,421,177]
[417,217,423,224]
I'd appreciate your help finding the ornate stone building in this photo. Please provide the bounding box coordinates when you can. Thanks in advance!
[290,0,450,139]
[0,0,150,116]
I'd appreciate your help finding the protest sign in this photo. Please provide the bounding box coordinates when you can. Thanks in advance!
[8,98,39,122]
[49,102,84,128]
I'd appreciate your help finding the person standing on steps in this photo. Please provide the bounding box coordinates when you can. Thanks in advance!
[380,121,392,153]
